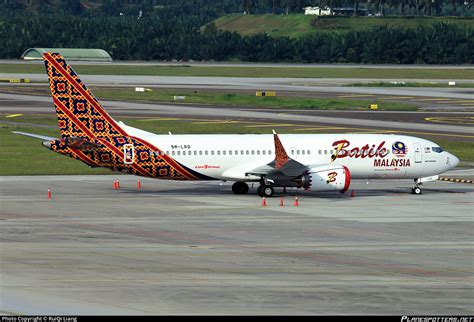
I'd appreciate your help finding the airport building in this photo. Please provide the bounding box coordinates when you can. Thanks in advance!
[20,48,113,61]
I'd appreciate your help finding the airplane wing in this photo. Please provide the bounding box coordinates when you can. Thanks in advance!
[13,131,56,141]
[245,130,309,178]
[234,131,351,194]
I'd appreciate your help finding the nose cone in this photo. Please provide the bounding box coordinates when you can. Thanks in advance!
[449,153,460,169]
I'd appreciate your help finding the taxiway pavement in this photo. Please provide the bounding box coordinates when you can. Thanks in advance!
[0,174,473,314]
[1,93,473,142]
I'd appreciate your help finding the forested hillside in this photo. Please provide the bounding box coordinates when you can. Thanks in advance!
[0,0,472,63]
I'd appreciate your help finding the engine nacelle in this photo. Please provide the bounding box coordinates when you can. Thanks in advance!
[298,165,351,193]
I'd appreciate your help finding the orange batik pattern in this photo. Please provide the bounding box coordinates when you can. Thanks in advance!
[43,53,209,180]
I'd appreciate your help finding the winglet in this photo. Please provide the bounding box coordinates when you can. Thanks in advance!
[331,141,345,163]
[273,130,289,170]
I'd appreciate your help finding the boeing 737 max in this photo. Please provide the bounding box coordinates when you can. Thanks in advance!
[14,53,460,196]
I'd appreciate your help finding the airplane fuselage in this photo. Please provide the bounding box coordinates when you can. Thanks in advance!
[122,129,458,182]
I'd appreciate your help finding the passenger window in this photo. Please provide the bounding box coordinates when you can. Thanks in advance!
[251,150,255,155]
[301,150,305,155]
[211,151,215,155]
[257,150,260,155]
[217,150,220,155]
[262,150,266,155]
[297,150,300,155]
[172,151,175,156]
[246,150,249,155]
[199,151,202,155]
[205,151,208,155]
[307,150,311,155]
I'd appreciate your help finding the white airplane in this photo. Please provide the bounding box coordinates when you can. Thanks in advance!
[15,53,460,196]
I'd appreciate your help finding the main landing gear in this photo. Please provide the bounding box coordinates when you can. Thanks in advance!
[257,184,274,198]
[231,180,275,197]
[232,181,249,195]
[257,176,275,197]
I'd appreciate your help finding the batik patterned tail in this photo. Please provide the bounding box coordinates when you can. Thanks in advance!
[43,52,127,139]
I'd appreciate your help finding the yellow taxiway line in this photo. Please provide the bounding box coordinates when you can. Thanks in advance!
[379,96,414,100]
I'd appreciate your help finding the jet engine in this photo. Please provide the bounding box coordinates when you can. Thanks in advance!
[297,165,351,193]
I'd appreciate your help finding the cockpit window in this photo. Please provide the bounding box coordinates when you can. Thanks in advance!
[432,147,443,153]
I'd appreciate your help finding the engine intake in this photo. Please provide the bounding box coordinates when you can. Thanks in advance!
[298,165,351,193]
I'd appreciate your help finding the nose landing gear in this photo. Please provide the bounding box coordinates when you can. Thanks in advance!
[411,179,422,195]
[411,185,422,195]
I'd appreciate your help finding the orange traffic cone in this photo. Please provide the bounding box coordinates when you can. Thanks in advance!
[47,189,52,199]
[351,190,355,198]
[116,179,120,189]
[261,197,267,207]
[279,197,284,207]
[293,196,299,206]
[137,179,141,189]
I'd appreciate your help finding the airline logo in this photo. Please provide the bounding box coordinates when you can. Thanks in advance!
[331,139,411,168]
[327,172,337,183]
[331,140,388,159]
[392,141,408,158]
[195,164,221,169]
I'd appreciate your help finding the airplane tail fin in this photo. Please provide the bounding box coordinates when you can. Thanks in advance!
[43,52,127,139]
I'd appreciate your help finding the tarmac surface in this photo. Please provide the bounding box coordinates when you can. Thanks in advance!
[0,173,473,315]
[1,92,473,144]
[2,73,474,101]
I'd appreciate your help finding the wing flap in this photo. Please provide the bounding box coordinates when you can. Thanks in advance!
[246,159,307,177]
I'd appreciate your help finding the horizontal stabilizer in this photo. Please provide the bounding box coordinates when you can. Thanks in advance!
[13,131,55,141]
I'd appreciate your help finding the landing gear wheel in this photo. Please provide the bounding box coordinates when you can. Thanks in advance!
[411,186,422,195]
[232,182,249,195]
[258,185,274,197]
